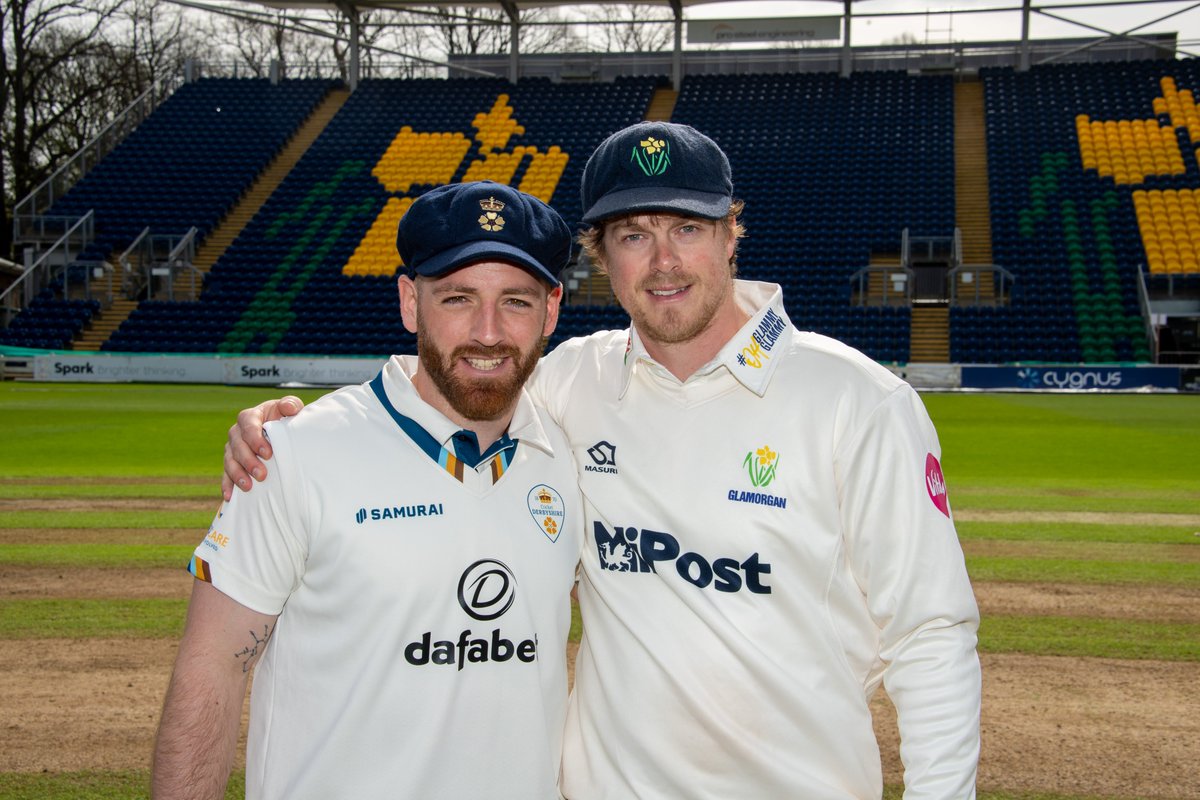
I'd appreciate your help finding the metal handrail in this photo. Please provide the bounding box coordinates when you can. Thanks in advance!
[0,211,94,326]
[147,227,201,301]
[1135,265,1159,363]
[11,73,181,243]
[850,264,914,306]
[119,227,153,299]
[948,264,1015,306]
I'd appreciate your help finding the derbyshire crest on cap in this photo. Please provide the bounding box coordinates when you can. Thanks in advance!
[632,136,670,176]
[478,196,506,232]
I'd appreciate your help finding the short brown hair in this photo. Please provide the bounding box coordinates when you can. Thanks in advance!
[578,200,746,277]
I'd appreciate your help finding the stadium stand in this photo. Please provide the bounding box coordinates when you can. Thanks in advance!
[972,59,1200,363]
[106,76,655,355]
[0,289,99,350]
[10,59,1200,364]
[670,70,955,363]
[1,77,336,351]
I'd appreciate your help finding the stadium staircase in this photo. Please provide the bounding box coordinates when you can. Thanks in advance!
[954,79,995,300]
[74,298,137,350]
[186,88,352,295]
[909,305,950,362]
[644,87,678,121]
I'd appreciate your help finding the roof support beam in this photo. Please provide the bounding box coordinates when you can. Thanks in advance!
[336,1,360,90]
[499,0,519,84]
[1020,0,1032,70]
[670,0,683,91]
[841,0,853,78]
[1035,0,1200,63]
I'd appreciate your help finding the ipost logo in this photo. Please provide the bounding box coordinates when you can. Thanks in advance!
[403,559,537,670]
[584,441,618,475]
[593,522,772,594]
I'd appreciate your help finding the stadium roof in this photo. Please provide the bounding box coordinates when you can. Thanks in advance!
[178,0,1196,86]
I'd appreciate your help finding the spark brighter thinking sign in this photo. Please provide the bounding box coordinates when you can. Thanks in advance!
[686,16,841,45]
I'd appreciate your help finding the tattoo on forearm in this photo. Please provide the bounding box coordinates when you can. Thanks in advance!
[234,624,275,673]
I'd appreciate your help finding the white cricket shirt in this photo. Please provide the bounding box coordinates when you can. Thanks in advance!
[530,281,981,799]
[190,355,583,799]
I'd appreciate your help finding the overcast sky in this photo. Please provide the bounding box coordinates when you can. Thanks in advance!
[684,0,1200,49]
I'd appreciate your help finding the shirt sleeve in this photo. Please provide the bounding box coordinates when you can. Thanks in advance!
[189,419,310,615]
[835,385,982,799]
[528,342,578,429]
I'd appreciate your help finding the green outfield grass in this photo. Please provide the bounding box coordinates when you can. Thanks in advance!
[924,393,1200,499]
[0,598,187,639]
[0,543,194,568]
[0,510,214,528]
[0,771,244,800]
[0,383,326,478]
[957,521,1198,544]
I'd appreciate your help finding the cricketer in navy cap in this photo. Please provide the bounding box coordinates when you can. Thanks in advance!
[580,122,733,225]
[397,180,571,287]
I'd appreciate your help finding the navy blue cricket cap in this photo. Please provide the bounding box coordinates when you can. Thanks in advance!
[396,181,571,287]
[580,122,733,225]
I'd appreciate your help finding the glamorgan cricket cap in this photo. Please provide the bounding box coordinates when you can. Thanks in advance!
[580,122,733,225]
[396,181,571,287]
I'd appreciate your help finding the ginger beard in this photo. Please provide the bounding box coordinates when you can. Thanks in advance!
[416,315,547,422]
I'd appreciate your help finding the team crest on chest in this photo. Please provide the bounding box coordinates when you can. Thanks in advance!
[527,484,566,542]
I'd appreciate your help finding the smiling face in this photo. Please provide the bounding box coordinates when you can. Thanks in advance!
[399,261,560,426]
[599,212,743,356]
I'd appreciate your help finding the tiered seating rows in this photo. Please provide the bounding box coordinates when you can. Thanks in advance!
[18,62,1199,363]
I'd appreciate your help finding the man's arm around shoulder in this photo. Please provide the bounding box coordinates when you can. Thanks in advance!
[152,580,277,800]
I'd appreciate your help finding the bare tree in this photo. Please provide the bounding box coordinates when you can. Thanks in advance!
[2,0,126,259]
[582,4,673,53]
[394,5,572,60]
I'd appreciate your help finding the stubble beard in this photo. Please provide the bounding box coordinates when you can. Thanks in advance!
[417,318,546,422]
[626,271,733,346]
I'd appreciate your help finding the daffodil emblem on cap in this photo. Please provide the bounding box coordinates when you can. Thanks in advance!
[632,137,670,176]
[478,196,506,232]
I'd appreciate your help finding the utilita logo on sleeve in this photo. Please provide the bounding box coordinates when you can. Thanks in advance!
[925,453,950,518]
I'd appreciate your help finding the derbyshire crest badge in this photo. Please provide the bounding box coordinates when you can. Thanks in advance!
[478,196,506,232]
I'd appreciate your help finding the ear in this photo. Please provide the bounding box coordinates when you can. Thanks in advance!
[398,274,419,334]
[722,214,737,263]
[542,285,563,338]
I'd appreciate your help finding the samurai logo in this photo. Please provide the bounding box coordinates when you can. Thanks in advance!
[478,196,506,232]
[632,137,670,176]
[742,445,779,488]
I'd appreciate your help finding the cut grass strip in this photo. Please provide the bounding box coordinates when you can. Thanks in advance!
[966,556,1200,586]
[963,539,1200,563]
[0,544,193,569]
[0,599,187,639]
[0,771,244,800]
[979,614,1200,661]
[0,773,1145,800]
[0,483,220,500]
[0,510,212,529]
[952,492,1200,515]
[925,394,1200,491]
[958,521,1199,545]
[0,383,327,479]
